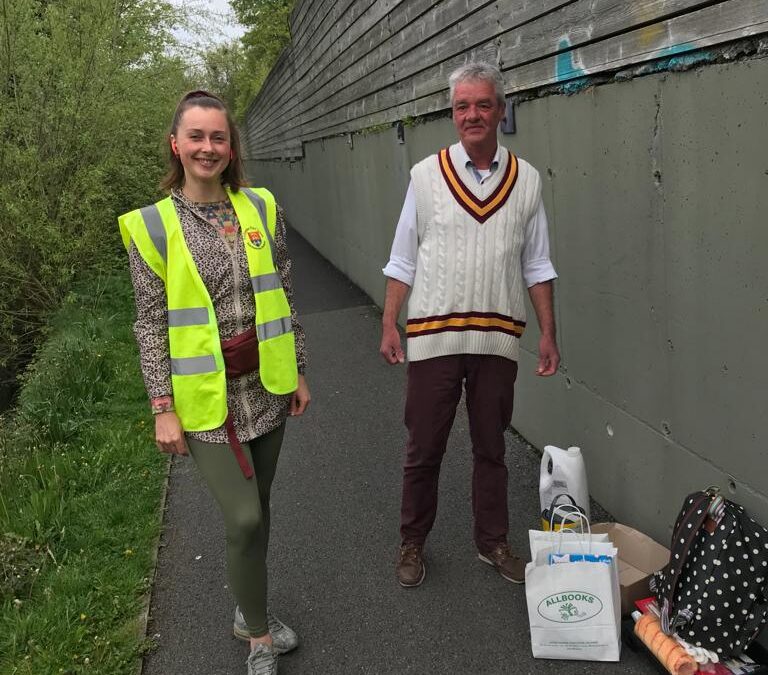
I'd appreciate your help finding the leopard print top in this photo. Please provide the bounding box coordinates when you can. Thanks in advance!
[128,188,307,443]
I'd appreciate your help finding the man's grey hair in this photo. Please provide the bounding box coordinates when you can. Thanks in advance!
[448,62,505,107]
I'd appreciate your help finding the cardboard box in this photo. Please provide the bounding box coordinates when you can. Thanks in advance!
[592,522,670,616]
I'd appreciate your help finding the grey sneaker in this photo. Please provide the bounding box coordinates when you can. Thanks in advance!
[234,606,299,654]
[246,642,277,675]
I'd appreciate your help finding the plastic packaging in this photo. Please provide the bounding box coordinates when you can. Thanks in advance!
[540,445,590,529]
[633,613,698,675]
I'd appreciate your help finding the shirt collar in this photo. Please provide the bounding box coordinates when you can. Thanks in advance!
[454,143,502,184]
[455,142,503,172]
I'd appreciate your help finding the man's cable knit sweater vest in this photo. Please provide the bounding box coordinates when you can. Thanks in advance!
[407,142,542,363]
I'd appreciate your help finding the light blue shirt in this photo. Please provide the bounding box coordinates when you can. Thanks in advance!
[464,143,502,184]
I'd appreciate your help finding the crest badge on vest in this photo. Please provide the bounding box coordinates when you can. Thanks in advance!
[246,228,264,249]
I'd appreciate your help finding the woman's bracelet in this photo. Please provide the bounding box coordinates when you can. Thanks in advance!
[150,396,175,415]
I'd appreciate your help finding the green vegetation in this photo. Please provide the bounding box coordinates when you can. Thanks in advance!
[0,271,167,673]
[230,0,295,118]
[0,0,298,670]
[0,0,298,395]
[0,0,189,396]
[198,0,295,119]
[0,0,189,668]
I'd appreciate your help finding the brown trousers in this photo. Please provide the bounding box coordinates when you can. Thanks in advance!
[400,354,518,553]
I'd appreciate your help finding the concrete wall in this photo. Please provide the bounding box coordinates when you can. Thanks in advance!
[246,56,768,546]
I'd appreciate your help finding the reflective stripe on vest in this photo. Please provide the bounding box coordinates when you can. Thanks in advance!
[240,188,277,267]
[171,355,217,375]
[168,307,208,327]
[139,204,167,264]
[251,272,282,293]
[257,316,292,341]
[118,187,298,432]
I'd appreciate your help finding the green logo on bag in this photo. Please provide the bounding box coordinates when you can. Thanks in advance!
[537,592,603,623]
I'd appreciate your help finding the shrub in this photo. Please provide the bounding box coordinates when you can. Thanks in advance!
[0,0,190,394]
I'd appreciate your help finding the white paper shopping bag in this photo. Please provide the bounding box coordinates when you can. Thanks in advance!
[525,532,622,661]
[529,529,609,558]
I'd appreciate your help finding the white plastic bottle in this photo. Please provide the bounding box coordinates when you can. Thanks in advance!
[539,445,590,530]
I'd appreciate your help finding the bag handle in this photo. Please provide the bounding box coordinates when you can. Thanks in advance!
[659,491,713,634]
[549,503,587,533]
[555,510,593,556]
[549,493,578,509]
[547,494,582,530]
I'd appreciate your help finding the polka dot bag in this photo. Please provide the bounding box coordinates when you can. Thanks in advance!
[651,487,768,658]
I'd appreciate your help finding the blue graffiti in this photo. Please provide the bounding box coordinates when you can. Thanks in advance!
[554,38,590,94]
[550,38,713,96]
[652,43,712,71]
[555,38,586,82]
[657,43,695,57]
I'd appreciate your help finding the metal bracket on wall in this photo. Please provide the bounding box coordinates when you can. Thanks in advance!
[501,98,516,134]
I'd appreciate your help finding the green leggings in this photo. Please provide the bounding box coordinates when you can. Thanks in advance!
[187,423,285,638]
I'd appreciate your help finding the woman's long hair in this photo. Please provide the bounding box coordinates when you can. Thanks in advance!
[160,90,248,193]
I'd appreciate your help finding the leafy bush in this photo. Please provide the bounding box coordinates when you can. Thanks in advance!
[217,0,295,119]
[0,0,190,393]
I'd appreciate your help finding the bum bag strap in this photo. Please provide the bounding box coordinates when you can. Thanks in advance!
[225,413,254,480]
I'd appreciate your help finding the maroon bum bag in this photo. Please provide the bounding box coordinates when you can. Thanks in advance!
[221,326,259,377]
[220,327,260,479]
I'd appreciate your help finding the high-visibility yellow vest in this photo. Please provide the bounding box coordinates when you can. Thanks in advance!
[118,187,298,432]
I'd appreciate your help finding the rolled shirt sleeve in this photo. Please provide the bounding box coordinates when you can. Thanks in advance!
[382,182,417,286]
[522,198,557,287]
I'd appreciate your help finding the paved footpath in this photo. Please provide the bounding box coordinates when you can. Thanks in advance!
[141,230,657,675]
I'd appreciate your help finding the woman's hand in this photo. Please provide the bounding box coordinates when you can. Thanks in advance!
[155,411,189,455]
[290,374,311,416]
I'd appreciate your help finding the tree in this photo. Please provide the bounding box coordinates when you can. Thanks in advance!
[0,0,192,396]
[229,0,295,118]
[197,39,247,115]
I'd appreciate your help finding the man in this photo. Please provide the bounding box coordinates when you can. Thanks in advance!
[380,62,560,588]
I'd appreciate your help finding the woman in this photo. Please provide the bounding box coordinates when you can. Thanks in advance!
[119,90,310,675]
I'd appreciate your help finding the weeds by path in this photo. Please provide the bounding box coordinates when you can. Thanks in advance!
[0,272,166,674]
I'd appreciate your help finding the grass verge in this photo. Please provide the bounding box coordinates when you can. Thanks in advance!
[0,271,167,674]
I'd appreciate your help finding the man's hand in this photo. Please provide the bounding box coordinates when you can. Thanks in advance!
[380,325,405,364]
[379,277,410,365]
[536,334,560,376]
[290,374,311,416]
[155,411,189,455]
[528,280,559,376]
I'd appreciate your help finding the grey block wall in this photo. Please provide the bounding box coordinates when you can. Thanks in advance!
[246,56,768,546]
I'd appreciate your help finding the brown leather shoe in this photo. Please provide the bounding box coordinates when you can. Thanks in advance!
[396,543,426,587]
[478,543,525,584]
